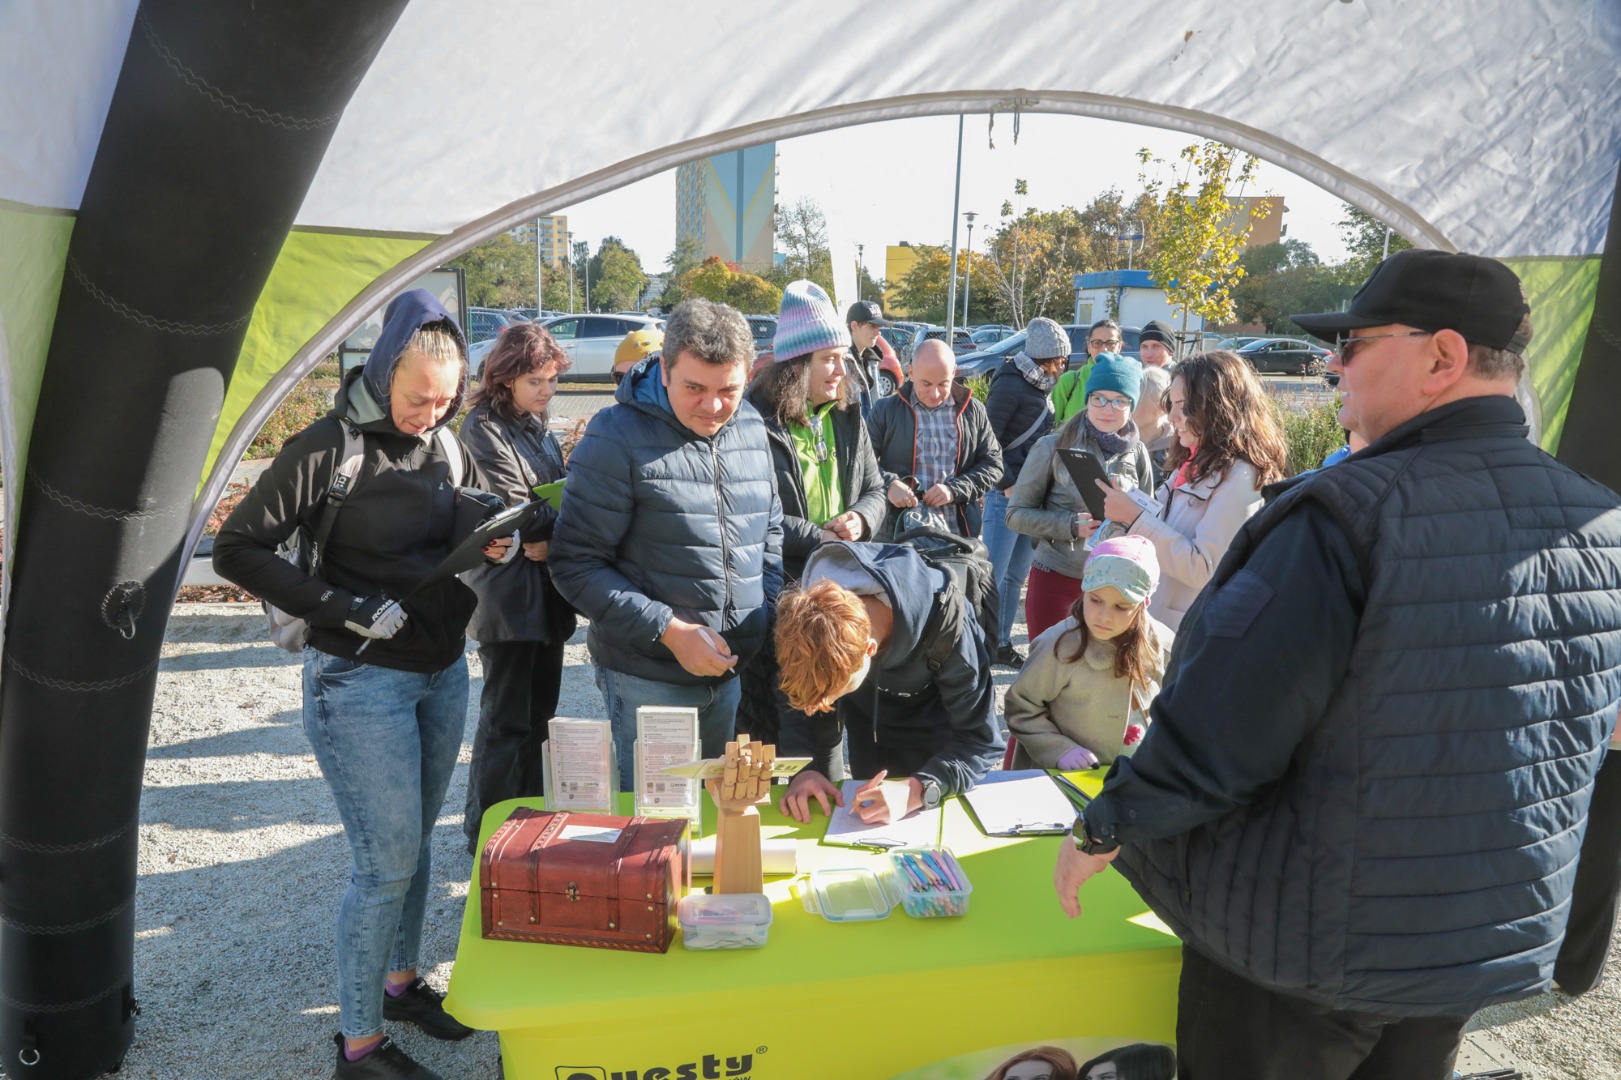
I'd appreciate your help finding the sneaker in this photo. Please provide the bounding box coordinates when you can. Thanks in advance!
[995,643,1026,669]
[332,1034,445,1080]
[383,978,475,1041]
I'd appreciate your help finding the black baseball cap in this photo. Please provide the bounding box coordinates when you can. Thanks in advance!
[845,300,890,327]
[1292,249,1529,353]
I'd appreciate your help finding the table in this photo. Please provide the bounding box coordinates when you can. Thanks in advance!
[445,773,1181,1079]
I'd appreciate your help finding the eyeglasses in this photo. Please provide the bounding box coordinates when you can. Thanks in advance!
[1335,330,1433,364]
[1088,394,1133,411]
[1089,337,1122,349]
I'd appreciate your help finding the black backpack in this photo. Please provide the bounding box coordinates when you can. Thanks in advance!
[893,525,1000,671]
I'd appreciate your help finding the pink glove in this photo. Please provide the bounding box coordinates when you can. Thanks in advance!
[1058,745,1100,771]
[1123,723,1145,747]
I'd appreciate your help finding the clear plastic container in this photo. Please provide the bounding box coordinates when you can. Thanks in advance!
[798,866,901,922]
[678,892,772,949]
[889,846,972,918]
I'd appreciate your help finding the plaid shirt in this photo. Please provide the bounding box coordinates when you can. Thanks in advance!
[914,398,960,533]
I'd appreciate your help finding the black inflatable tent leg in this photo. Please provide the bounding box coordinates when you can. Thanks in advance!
[0,3,407,1077]
[1559,158,1621,491]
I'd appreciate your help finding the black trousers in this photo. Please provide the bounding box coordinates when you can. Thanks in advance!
[1176,946,1468,1080]
[1556,748,1621,994]
[463,640,565,847]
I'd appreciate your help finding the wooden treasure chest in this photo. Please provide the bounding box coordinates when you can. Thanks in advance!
[479,808,688,953]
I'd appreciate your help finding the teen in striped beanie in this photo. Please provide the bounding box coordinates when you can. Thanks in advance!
[773,280,850,360]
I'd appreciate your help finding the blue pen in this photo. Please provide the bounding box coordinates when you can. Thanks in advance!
[904,853,938,891]
[898,854,931,892]
[920,852,952,890]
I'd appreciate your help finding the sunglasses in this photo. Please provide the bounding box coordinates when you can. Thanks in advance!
[1335,330,1432,365]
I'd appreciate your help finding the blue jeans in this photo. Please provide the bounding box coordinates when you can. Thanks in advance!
[303,649,469,1039]
[981,487,1034,647]
[595,667,740,791]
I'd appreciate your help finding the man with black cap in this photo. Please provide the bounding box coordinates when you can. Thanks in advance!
[846,299,889,418]
[1054,248,1621,1078]
[1134,319,1177,475]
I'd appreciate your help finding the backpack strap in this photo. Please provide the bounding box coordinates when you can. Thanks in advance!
[1002,397,1054,454]
[434,425,464,487]
[307,419,366,577]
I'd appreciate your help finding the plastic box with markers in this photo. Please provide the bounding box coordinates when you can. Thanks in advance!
[888,845,972,918]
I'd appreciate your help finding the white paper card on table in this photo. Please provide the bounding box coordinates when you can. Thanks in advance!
[634,706,701,821]
[821,780,943,849]
[961,770,1079,836]
[558,824,623,844]
[545,717,615,814]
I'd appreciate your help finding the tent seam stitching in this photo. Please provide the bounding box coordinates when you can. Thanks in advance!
[138,9,340,131]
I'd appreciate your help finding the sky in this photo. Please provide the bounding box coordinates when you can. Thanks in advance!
[549,113,1357,280]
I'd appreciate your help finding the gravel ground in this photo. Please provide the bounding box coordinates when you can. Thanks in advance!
[36,595,1619,1080]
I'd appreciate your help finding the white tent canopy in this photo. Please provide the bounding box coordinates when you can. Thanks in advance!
[11,0,1618,251]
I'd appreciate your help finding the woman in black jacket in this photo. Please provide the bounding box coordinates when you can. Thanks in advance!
[737,280,885,749]
[982,316,1069,667]
[458,323,576,854]
[213,289,510,1079]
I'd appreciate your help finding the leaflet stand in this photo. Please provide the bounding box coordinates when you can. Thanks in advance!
[633,706,701,831]
[541,717,616,815]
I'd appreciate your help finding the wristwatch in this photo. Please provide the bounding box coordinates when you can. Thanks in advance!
[918,777,943,810]
[1070,817,1119,856]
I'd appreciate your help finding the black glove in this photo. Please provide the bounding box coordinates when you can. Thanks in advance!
[344,595,408,640]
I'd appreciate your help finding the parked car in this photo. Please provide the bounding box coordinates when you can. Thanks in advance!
[1235,336,1333,375]
[877,323,916,359]
[871,334,904,396]
[541,313,665,380]
[1216,335,1263,351]
[955,323,1090,382]
[745,315,776,356]
[467,306,517,344]
[468,334,499,379]
[890,323,977,365]
[970,326,1014,347]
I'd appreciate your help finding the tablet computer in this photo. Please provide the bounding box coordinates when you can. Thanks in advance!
[1055,447,1110,519]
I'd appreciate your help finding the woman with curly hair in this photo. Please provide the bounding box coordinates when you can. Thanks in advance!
[1094,350,1288,629]
[458,322,576,853]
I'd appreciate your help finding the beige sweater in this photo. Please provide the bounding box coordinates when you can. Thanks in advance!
[1004,614,1175,769]
[1129,459,1264,630]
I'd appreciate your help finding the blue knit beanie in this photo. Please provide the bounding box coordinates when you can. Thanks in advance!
[773,280,850,361]
[1085,352,1143,406]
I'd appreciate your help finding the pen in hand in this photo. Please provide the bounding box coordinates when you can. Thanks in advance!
[856,769,889,809]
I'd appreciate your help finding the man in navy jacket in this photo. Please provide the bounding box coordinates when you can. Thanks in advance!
[1057,250,1621,1079]
[772,540,1002,825]
[550,299,783,790]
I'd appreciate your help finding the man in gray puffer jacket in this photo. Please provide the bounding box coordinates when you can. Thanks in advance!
[550,300,784,790]
[1056,250,1621,1079]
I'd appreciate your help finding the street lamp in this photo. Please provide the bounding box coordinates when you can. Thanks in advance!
[961,211,977,327]
[944,115,965,336]
[534,217,544,317]
[566,231,575,312]
[857,244,865,300]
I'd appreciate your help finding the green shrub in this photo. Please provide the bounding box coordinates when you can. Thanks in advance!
[1272,395,1346,476]
[246,383,332,459]
[965,374,991,403]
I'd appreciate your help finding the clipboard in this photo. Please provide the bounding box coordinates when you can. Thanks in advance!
[1056,447,1110,518]
[427,499,545,583]
[960,771,1079,836]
